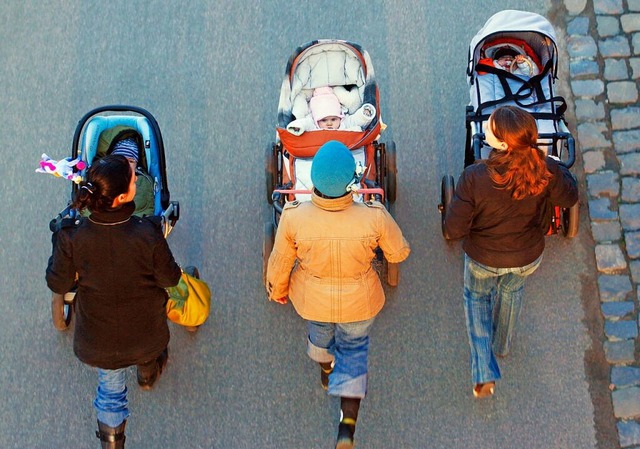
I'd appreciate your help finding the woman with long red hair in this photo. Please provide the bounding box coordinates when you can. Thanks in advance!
[445,106,578,399]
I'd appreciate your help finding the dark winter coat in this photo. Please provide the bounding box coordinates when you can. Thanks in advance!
[46,202,181,369]
[444,156,578,268]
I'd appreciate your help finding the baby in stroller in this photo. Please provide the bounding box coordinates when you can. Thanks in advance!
[270,40,389,204]
[478,43,540,77]
[286,86,376,135]
[90,130,155,218]
[467,10,570,160]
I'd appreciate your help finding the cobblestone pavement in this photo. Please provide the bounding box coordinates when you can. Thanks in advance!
[563,0,640,447]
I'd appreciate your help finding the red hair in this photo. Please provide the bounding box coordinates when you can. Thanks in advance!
[485,106,552,200]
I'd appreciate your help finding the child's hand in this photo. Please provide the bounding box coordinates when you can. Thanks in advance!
[512,55,534,75]
[287,126,303,136]
[271,296,288,304]
[515,55,529,67]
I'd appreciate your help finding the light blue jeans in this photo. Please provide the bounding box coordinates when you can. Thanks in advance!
[463,253,542,384]
[306,318,375,399]
[94,368,130,427]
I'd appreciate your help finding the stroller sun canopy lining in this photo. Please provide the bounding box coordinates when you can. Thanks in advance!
[288,40,367,90]
[277,39,379,132]
[81,114,163,215]
[468,10,558,79]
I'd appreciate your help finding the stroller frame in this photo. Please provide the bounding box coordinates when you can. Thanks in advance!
[50,105,180,330]
[263,40,399,286]
[440,10,579,239]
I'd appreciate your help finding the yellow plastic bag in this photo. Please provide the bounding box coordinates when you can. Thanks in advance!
[166,271,211,327]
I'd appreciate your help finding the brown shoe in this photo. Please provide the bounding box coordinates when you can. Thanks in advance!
[137,348,168,390]
[473,381,496,398]
[320,361,334,391]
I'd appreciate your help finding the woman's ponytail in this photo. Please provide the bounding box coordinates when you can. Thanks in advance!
[485,106,552,200]
[71,155,131,212]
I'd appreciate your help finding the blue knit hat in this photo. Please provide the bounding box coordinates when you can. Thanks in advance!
[111,138,139,163]
[311,141,356,198]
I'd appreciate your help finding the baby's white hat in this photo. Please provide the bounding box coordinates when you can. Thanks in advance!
[310,87,343,125]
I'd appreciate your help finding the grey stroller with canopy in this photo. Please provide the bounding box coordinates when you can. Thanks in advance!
[439,10,579,238]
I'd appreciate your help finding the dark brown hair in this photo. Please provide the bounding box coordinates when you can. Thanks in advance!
[485,106,552,200]
[71,155,132,212]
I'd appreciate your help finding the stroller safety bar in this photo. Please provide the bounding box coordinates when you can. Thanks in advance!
[161,201,180,238]
[273,188,385,198]
[472,132,575,168]
[271,188,386,217]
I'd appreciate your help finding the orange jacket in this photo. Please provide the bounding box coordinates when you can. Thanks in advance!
[266,193,410,323]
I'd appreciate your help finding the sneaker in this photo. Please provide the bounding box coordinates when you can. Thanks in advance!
[320,361,334,391]
[473,381,495,399]
[335,420,356,449]
[336,438,354,449]
[137,348,168,390]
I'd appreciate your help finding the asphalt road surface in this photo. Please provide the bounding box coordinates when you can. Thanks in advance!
[1,1,606,448]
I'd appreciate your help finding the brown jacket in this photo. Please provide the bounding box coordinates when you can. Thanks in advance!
[444,157,578,268]
[266,193,410,323]
[46,202,181,369]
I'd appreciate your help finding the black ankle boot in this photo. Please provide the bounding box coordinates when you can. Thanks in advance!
[336,421,355,449]
[96,420,126,449]
[336,397,361,449]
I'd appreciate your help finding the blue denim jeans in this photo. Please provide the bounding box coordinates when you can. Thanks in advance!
[94,368,130,427]
[463,253,542,384]
[306,318,375,399]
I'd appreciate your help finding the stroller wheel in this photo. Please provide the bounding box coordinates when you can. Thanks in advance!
[183,265,200,279]
[385,141,397,204]
[52,292,74,331]
[439,175,455,239]
[263,221,275,284]
[265,142,277,204]
[561,202,579,238]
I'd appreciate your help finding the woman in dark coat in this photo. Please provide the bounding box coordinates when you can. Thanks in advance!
[444,106,578,399]
[47,155,181,448]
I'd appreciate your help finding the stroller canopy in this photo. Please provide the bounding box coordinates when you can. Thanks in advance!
[468,10,558,82]
[276,39,382,157]
[277,39,379,129]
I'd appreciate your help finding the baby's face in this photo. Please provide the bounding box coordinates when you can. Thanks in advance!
[495,55,514,68]
[318,116,341,130]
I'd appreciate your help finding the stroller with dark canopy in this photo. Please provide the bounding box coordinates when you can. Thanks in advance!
[439,10,579,238]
